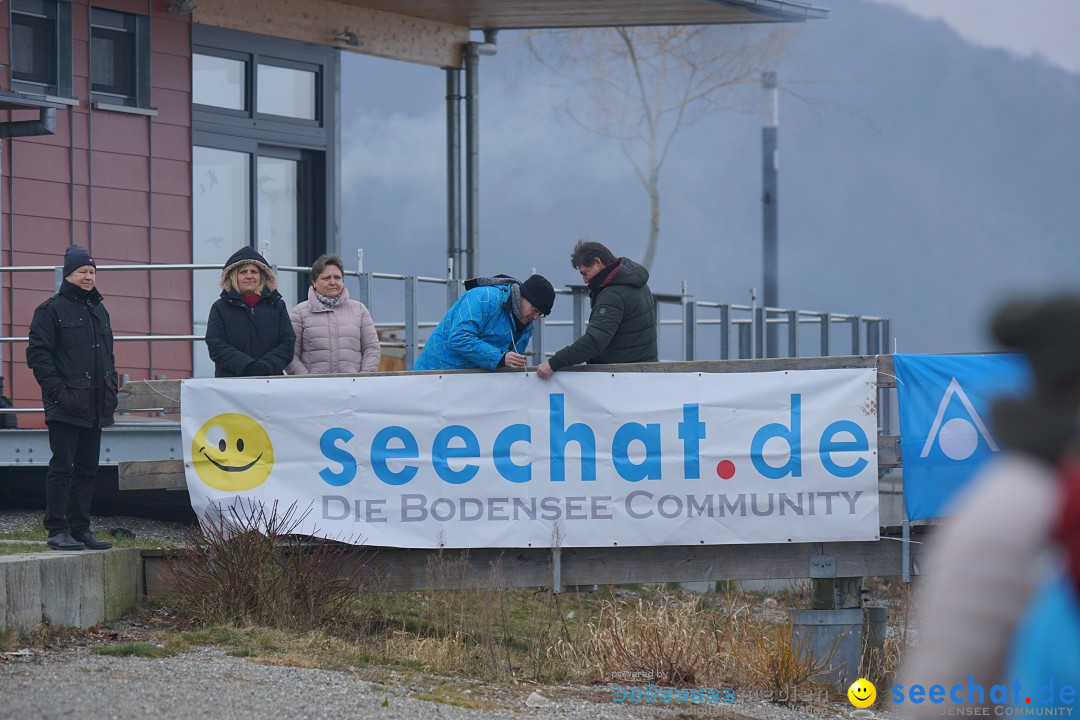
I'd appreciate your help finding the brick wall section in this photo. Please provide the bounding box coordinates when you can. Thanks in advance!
[2,0,192,427]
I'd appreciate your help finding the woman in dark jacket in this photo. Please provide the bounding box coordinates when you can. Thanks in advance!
[205,246,295,378]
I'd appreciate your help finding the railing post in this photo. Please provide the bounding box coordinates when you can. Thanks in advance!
[851,315,862,355]
[880,318,892,435]
[551,547,562,594]
[681,283,696,361]
[447,278,463,309]
[357,271,371,311]
[867,319,881,355]
[532,316,545,366]
[355,249,371,310]
[787,309,799,358]
[738,322,751,359]
[902,492,911,583]
[572,287,586,339]
[754,306,766,359]
[119,374,130,415]
[719,304,730,360]
[54,266,63,292]
[820,312,831,357]
[404,275,418,369]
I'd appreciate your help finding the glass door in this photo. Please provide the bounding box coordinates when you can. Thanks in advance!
[192,145,250,378]
[257,153,305,306]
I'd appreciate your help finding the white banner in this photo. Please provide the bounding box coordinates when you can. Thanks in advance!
[180,369,879,548]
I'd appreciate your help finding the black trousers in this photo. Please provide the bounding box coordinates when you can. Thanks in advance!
[43,421,102,537]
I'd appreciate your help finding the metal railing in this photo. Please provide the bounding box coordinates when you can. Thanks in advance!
[0,250,891,427]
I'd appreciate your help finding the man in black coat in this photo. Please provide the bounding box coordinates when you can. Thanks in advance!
[26,245,118,551]
[537,240,658,379]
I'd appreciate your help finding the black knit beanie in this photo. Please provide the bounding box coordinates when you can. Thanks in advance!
[62,245,95,278]
[520,274,555,316]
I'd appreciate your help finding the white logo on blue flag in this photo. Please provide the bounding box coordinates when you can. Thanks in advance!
[919,377,999,461]
[894,354,1029,521]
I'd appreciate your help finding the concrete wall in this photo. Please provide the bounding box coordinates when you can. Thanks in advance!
[0,549,143,634]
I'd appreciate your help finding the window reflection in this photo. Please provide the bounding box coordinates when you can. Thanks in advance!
[257,156,300,305]
[193,53,246,110]
[257,63,316,120]
[193,146,250,377]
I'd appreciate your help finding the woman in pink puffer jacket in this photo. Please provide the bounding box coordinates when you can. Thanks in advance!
[287,254,381,375]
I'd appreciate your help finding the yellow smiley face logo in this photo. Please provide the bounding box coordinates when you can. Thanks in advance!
[191,413,274,491]
[847,678,876,708]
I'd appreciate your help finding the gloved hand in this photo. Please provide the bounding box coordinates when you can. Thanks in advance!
[244,361,273,377]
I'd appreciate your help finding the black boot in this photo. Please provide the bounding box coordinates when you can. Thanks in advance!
[47,531,85,551]
[72,531,112,550]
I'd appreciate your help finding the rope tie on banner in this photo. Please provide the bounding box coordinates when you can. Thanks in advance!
[878,535,924,545]
[875,354,904,386]
[142,381,181,405]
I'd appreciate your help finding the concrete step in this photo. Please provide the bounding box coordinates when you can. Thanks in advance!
[0,549,143,634]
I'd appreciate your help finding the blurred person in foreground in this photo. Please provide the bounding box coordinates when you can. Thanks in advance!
[536,240,656,380]
[413,274,554,371]
[26,245,117,551]
[896,294,1080,717]
[288,254,380,375]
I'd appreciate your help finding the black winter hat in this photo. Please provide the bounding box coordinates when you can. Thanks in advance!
[220,245,278,292]
[62,245,95,278]
[520,274,555,316]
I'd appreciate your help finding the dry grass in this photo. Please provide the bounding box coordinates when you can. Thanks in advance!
[862,578,916,692]
[585,594,723,685]
[725,597,838,703]
[163,501,373,630]
[153,516,915,711]
[353,551,598,683]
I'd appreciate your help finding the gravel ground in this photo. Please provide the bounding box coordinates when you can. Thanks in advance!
[0,509,193,546]
[0,509,893,720]
[0,645,879,720]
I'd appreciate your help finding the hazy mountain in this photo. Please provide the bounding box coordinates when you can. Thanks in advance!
[338,0,1080,356]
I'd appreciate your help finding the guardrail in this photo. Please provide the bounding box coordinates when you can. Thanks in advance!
[0,253,891,431]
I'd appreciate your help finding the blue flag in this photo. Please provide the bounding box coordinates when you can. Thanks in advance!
[893,354,1029,520]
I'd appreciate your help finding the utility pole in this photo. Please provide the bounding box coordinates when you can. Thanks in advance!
[762,71,779,358]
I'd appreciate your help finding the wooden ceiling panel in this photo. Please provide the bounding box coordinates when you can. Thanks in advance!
[338,0,826,30]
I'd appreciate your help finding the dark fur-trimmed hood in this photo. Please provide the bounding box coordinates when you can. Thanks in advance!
[220,246,278,292]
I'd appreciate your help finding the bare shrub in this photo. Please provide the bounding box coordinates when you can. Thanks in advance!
[862,581,916,690]
[718,593,837,704]
[164,501,372,629]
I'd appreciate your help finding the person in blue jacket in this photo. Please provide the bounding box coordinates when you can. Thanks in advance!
[1000,295,1080,710]
[413,274,555,371]
[205,246,295,378]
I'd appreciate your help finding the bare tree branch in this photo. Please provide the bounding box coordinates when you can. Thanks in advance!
[522,25,793,270]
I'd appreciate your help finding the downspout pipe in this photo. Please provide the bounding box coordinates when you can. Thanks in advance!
[0,107,57,139]
[445,67,462,279]
[464,29,497,280]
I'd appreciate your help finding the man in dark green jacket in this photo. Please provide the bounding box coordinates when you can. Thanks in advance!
[537,240,658,379]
